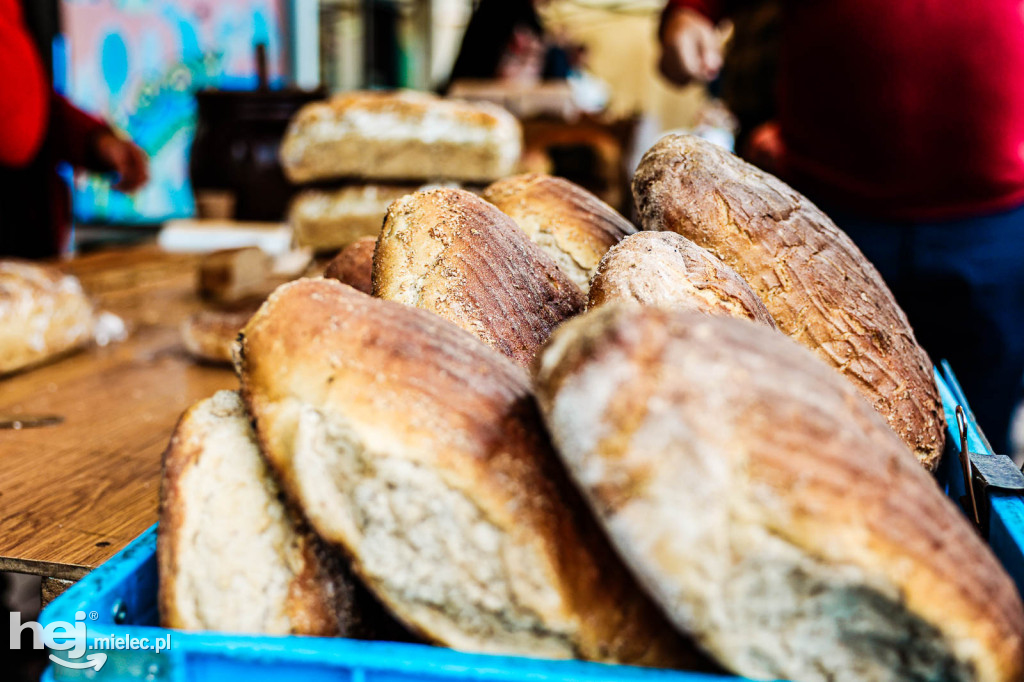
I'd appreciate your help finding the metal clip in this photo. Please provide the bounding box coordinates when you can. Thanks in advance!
[955,405,1024,538]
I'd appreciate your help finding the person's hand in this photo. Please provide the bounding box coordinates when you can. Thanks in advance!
[659,7,723,85]
[744,121,785,174]
[92,131,149,193]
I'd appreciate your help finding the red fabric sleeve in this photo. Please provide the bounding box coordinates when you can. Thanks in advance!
[0,0,48,167]
[50,94,113,170]
[664,0,727,23]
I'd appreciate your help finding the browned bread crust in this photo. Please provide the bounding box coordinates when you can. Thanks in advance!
[374,188,585,367]
[535,305,1024,682]
[158,390,356,635]
[323,236,376,295]
[280,91,522,184]
[482,174,636,292]
[633,134,944,468]
[587,231,775,327]
[235,278,700,667]
[0,260,94,375]
[180,308,257,365]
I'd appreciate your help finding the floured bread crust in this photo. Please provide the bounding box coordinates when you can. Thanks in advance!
[535,305,1024,682]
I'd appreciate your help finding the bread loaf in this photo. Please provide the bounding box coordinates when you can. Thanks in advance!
[324,236,376,295]
[235,278,696,667]
[482,174,635,292]
[180,308,257,365]
[0,261,94,375]
[587,232,775,327]
[374,188,585,367]
[633,134,944,468]
[158,390,358,635]
[535,305,1024,682]
[289,185,416,253]
[280,91,522,184]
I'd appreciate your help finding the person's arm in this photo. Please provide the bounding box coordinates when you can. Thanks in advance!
[0,3,48,166]
[51,94,149,192]
[659,0,729,86]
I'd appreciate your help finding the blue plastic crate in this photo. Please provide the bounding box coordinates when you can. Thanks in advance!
[36,367,1024,681]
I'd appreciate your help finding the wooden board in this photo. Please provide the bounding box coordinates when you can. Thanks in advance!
[0,246,237,579]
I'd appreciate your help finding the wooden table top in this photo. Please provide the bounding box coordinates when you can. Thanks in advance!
[0,245,237,579]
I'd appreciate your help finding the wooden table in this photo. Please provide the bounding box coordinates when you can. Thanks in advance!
[0,246,237,581]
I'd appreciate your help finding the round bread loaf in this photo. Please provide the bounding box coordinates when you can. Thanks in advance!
[158,390,357,635]
[324,235,376,295]
[483,174,636,292]
[374,188,585,368]
[588,231,775,327]
[235,278,699,668]
[633,134,944,469]
[534,305,1024,682]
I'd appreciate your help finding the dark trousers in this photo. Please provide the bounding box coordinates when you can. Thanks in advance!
[823,202,1024,453]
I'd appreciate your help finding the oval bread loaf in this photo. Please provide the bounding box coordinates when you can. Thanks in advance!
[324,235,376,295]
[374,188,585,367]
[587,231,775,327]
[0,261,94,375]
[235,278,699,668]
[180,308,257,365]
[483,174,636,292]
[632,134,944,468]
[280,91,521,184]
[158,390,358,636]
[534,305,1024,682]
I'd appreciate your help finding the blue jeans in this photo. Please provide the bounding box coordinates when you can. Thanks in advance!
[823,202,1024,453]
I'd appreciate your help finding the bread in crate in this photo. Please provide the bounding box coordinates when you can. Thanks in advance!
[633,133,945,469]
[374,188,585,368]
[534,305,1024,682]
[279,91,522,184]
[482,174,636,293]
[158,390,360,635]
[234,279,699,668]
[323,236,376,295]
[0,260,94,375]
[587,231,776,327]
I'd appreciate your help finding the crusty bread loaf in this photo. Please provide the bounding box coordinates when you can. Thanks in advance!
[535,305,1024,682]
[280,91,522,184]
[180,308,257,365]
[633,134,944,468]
[289,185,417,253]
[0,261,94,375]
[158,390,358,635]
[482,174,635,292]
[374,188,585,367]
[324,236,376,295]
[235,278,697,667]
[587,232,775,327]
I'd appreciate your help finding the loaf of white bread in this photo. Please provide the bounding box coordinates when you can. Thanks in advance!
[288,185,419,253]
[158,391,359,635]
[534,305,1024,682]
[0,261,94,375]
[234,279,699,668]
[280,91,521,184]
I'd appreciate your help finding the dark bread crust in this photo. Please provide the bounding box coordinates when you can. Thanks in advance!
[588,231,776,328]
[374,189,585,368]
[483,174,636,291]
[534,306,1024,682]
[235,278,702,667]
[324,236,376,295]
[632,134,944,468]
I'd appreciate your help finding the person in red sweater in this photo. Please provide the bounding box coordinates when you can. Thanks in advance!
[0,0,147,258]
[660,0,1024,454]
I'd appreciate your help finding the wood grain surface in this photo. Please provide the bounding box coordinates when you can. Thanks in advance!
[0,246,237,579]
